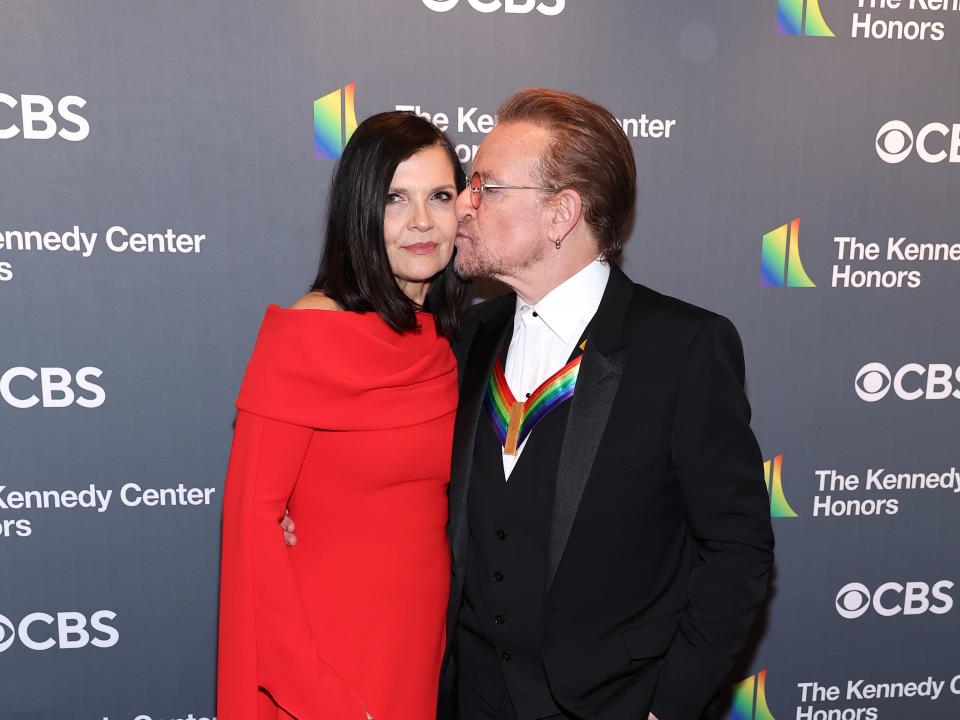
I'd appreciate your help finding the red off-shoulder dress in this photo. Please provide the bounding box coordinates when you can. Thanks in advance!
[217,306,458,719]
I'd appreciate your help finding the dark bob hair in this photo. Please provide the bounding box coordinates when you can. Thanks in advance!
[311,111,470,339]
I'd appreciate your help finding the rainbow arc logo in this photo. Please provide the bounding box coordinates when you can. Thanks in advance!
[314,83,358,159]
[730,669,778,720]
[777,0,835,37]
[764,454,798,518]
[760,218,816,288]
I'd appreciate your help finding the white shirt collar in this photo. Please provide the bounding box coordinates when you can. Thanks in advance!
[514,259,610,345]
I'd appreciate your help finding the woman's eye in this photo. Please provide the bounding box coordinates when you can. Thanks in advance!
[432,191,452,202]
[386,193,404,204]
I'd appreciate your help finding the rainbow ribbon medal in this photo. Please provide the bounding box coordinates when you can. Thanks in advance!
[484,341,585,455]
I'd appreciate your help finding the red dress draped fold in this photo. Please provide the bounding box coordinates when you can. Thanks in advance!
[218,306,458,720]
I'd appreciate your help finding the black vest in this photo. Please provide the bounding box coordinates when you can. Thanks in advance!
[456,387,572,719]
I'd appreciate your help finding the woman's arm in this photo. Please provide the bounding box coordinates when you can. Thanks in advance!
[217,410,370,720]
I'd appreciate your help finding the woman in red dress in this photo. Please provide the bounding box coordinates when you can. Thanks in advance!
[217,112,470,720]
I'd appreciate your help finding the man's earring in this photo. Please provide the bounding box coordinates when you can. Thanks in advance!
[554,237,563,250]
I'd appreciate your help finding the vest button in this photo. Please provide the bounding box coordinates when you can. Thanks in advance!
[494,614,506,625]
[493,571,504,582]
[496,529,507,540]
[501,651,512,662]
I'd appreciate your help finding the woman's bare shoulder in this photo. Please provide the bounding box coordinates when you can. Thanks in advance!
[288,291,341,311]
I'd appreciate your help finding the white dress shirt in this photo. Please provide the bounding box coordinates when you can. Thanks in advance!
[501,258,610,479]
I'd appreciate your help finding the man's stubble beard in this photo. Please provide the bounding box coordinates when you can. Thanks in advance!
[454,234,545,281]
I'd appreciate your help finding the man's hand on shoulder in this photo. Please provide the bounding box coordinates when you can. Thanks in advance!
[280,510,297,546]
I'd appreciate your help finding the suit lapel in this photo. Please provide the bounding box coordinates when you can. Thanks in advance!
[448,299,513,572]
[545,265,635,594]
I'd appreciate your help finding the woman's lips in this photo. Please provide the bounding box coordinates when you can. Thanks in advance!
[403,242,438,255]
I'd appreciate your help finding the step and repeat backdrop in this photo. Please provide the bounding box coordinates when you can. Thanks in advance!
[1,1,958,719]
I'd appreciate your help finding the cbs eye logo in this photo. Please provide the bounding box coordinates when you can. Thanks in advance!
[0,614,14,652]
[875,121,914,163]
[835,583,872,619]
[855,362,891,402]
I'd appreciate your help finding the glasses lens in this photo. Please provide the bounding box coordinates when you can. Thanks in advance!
[469,172,482,209]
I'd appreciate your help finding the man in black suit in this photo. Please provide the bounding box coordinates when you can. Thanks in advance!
[440,88,773,720]
[284,88,773,720]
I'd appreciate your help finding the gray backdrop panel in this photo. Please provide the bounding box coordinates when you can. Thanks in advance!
[1,1,957,719]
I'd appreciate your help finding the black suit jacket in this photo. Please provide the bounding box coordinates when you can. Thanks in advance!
[439,265,775,720]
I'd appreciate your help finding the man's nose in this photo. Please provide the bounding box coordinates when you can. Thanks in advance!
[455,187,474,223]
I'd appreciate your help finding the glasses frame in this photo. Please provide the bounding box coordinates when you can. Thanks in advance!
[468,171,557,209]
